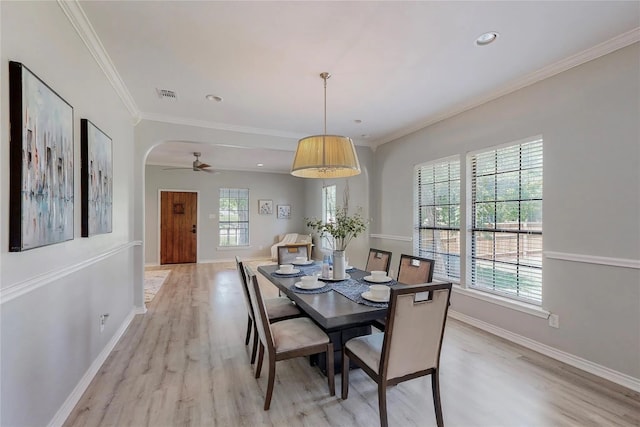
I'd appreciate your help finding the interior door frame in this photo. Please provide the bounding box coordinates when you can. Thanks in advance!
[158,189,200,265]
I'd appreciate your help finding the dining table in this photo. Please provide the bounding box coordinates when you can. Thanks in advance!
[257,262,395,374]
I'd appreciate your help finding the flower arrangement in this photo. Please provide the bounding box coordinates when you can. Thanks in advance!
[306,207,368,251]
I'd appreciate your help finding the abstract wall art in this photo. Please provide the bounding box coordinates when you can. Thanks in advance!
[9,61,74,251]
[81,119,113,237]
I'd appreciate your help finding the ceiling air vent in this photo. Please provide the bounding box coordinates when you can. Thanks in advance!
[156,88,178,100]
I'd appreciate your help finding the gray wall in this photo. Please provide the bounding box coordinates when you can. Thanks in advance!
[0,2,136,426]
[145,164,307,263]
[373,43,640,379]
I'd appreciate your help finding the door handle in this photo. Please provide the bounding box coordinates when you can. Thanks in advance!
[192,225,197,234]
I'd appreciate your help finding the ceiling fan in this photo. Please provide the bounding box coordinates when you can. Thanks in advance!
[164,152,218,173]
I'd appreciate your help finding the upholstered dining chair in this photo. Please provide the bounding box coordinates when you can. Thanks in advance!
[245,267,335,410]
[277,244,310,265]
[342,283,452,427]
[235,257,301,364]
[396,254,435,285]
[365,248,393,274]
[373,254,436,332]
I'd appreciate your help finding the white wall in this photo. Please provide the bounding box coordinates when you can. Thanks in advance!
[145,164,307,263]
[0,2,136,426]
[373,43,640,380]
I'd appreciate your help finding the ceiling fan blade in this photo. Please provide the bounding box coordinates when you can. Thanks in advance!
[197,162,211,169]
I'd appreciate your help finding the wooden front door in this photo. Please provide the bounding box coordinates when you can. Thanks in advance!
[161,191,197,264]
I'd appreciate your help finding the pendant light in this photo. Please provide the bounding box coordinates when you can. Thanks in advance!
[291,72,361,178]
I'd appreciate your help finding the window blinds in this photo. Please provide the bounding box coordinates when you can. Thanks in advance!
[415,157,461,280]
[470,139,543,304]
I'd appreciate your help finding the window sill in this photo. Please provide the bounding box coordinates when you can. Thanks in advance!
[452,284,550,319]
[217,246,252,251]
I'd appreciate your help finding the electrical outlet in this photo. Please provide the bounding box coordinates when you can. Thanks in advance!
[548,313,559,328]
[99,313,110,333]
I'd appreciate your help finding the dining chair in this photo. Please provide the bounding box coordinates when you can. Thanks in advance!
[277,244,310,265]
[342,283,452,427]
[365,248,393,274]
[373,254,436,332]
[235,257,301,364]
[245,267,335,410]
[397,254,435,285]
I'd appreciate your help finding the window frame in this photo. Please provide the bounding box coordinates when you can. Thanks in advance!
[321,184,337,250]
[467,136,543,305]
[218,188,250,247]
[414,155,462,282]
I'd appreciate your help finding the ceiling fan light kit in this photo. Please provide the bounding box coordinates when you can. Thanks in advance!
[291,72,361,179]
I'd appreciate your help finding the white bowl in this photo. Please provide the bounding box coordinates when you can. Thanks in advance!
[371,270,387,278]
[279,264,294,274]
[300,275,318,288]
[369,284,390,300]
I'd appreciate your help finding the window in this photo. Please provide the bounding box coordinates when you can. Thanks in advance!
[470,138,543,304]
[219,188,249,246]
[415,157,461,281]
[322,185,337,249]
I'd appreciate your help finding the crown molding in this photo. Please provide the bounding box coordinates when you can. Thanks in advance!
[372,27,640,148]
[58,0,141,124]
[139,112,305,140]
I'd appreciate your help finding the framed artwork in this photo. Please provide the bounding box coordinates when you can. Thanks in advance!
[81,119,113,237]
[258,199,273,215]
[9,61,74,251]
[277,204,291,219]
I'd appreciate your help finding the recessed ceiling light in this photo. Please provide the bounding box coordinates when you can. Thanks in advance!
[205,94,223,102]
[257,163,264,167]
[354,119,362,124]
[476,31,499,46]
[361,134,370,139]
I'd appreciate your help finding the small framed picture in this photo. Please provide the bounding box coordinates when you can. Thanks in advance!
[258,199,273,215]
[277,204,291,219]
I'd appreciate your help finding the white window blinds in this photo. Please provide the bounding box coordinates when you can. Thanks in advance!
[415,157,461,281]
[470,139,543,304]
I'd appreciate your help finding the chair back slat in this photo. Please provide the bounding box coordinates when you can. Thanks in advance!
[381,283,451,380]
[397,254,434,284]
[245,267,275,350]
[365,248,392,274]
[235,257,255,321]
[277,245,309,265]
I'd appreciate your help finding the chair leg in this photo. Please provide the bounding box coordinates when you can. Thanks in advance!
[255,342,264,379]
[326,343,335,396]
[378,382,388,427]
[431,369,444,427]
[250,324,259,364]
[341,350,349,399]
[245,315,252,345]
[264,357,276,410]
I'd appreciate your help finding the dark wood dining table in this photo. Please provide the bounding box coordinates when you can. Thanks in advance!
[257,263,387,374]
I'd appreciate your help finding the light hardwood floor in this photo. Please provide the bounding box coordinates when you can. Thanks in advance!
[64,262,640,427]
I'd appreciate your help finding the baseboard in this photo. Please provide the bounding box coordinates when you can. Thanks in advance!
[448,310,640,393]
[47,308,137,427]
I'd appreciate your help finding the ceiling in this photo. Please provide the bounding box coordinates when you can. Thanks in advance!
[79,1,639,173]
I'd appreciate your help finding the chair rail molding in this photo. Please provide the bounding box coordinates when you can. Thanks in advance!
[370,233,412,242]
[544,251,640,269]
[0,241,142,304]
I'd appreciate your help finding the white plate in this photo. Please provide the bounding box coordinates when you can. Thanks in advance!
[361,291,389,303]
[319,273,351,282]
[291,260,314,266]
[275,269,300,275]
[294,281,326,290]
[345,265,354,270]
[363,275,393,283]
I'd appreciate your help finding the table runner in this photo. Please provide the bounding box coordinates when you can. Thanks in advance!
[331,277,398,308]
